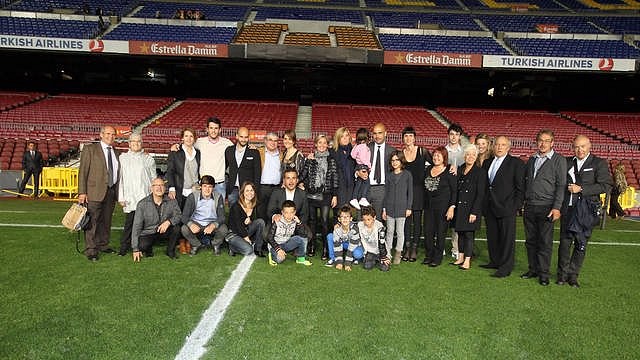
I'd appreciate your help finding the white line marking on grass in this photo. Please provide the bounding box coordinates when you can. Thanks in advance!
[0,210,29,213]
[175,254,256,360]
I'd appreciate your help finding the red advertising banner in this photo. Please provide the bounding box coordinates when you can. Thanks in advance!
[536,24,559,33]
[129,41,228,58]
[114,126,132,139]
[384,51,482,68]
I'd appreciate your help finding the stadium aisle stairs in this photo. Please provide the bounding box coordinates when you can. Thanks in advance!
[135,99,183,134]
[429,108,470,145]
[296,105,312,139]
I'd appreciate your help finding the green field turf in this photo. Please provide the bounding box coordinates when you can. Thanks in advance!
[1,198,639,359]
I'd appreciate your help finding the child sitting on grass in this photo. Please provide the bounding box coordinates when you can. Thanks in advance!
[326,205,363,271]
[358,206,390,271]
[266,200,312,266]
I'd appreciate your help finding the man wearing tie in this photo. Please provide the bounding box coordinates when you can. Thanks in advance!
[481,136,525,278]
[557,135,611,288]
[18,141,44,197]
[78,126,120,261]
[368,123,397,220]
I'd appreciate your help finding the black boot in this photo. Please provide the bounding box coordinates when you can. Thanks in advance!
[307,239,315,257]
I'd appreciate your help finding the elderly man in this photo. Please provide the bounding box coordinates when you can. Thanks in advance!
[225,126,261,207]
[117,132,156,256]
[131,177,182,261]
[78,126,120,261]
[481,136,525,278]
[557,135,612,288]
[257,132,281,222]
[522,129,567,286]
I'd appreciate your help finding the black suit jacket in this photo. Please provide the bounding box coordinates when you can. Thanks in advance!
[267,187,309,224]
[166,146,201,197]
[22,150,44,172]
[482,155,525,218]
[368,141,397,184]
[454,165,487,231]
[225,145,262,195]
[561,154,612,210]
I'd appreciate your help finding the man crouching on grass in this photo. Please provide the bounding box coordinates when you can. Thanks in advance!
[266,200,312,266]
[131,177,182,262]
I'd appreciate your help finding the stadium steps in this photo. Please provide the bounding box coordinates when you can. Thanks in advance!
[428,108,470,144]
[246,11,257,22]
[295,105,312,139]
[135,99,183,134]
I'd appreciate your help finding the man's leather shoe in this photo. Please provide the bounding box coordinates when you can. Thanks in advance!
[520,271,538,279]
[568,279,580,288]
[101,248,116,254]
[213,244,221,256]
[254,250,266,257]
[87,255,98,262]
[480,263,498,269]
[539,278,550,286]
[556,278,567,285]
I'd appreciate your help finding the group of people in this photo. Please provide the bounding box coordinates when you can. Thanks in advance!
[77,118,614,287]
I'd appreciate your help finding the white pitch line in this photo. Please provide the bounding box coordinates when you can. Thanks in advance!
[175,254,256,360]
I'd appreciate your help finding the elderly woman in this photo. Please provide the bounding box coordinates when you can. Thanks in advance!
[451,144,487,270]
[281,129,306,176]
[300,134,339,259]
[474,133,493,167]
[330,127,355,210]
[423,146,457,267]
[117,132,156,256]
[166,127,200,209]
[227,181,266,257]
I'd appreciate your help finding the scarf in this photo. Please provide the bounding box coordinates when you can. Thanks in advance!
[313,150,329,192]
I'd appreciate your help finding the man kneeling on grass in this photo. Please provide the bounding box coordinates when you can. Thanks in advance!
[359,206,390,271]
[266,200,312,266]
[132,177,182,262]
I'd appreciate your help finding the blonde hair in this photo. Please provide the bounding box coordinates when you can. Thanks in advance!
[333,127,350,151]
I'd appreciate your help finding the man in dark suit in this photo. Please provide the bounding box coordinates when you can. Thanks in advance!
[18,140,44,197]
[557,135,612,288]
[267,168,309,225]
[368,122,397,220]
[78,126,120,261]
[225,127,261,207]
[481,136,525,278]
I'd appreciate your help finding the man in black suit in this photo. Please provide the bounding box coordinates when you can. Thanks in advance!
[18,141,44,197]
[481,136,525,278]
[368,122,397,220]
[267,168,309,225]
[225,127,261,207]
[557,135,612,288]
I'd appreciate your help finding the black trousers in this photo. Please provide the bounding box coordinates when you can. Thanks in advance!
[138,225,181,257]
[424,207,448,265]
[118,211,136,253]
[609,190,625,217]
[404,209,423,250]
[308,197,330,254]
[257,184,279,222]
[485,212,517,276]
[457,231,474,257]
[558,206,588,281]
[523,204,555,279]
[84,186,116,257]
[18,168,41,196]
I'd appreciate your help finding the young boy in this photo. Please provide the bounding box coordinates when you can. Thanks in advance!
[326,205,363,271]
[358,206,390,271]
[266,200,312,266]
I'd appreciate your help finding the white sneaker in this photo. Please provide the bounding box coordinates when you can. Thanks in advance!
[353,259,359,265]
[324,259,335,267]
[349,199,361,210]
[358,198,371,207]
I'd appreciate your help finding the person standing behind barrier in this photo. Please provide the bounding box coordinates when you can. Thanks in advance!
[368,122,397,220]
[166,127,200,209]
[78,126,120,262]
[402,126,432,262]
[225,127,261,208]
[423,146,456,267]
[117,133,156,256]
[609,164,627,219]
[382,150,413,265]
[557,135,612,288]
[18,140,44,198]
[481,136,525,278]
[195,117,232,200]
[522,129,566,286]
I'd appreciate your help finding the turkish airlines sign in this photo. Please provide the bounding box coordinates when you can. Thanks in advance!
[0,35,129,53]
[384,51,482,68]
[129,41,228,58]
[483,55,636,72]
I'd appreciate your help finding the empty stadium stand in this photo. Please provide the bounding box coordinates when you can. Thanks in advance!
[253,7,364,24]
[6,0,136,16]
[284,32,331,47]
[379,34,510,55]
[369,12,480,30]
[133,2,249,21]
[0,92,45,111]
[564,112,640,145]
[233,23,284,44]
[0,16,105,39]
[102,23,236,43]
[332,26,381,49]
[505,38,640,58]
[478,14,602,33]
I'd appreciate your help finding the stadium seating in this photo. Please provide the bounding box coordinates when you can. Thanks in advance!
[6,0,136,16]
[284,32,331,47]
[364,0,461,9]
[564,112,640,145]
[369,12,481,30]
[332,26,381,49]
[595,17,640,34]
[233,23,284,44]
[505,38,640,58]
[0,16,105,39]
[253,7,364,24]
[133,2,249,21]
[103,23,236,43]
[463,0,567,10]
[379,34,510,54]
[0,92,45,111]
[263,0,360,5]
[478,15,602,33]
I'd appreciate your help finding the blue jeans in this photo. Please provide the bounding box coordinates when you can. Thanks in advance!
[326,233,364,260]
[214,182,226,202]
[227,188,239,208]
[270,235,307,262]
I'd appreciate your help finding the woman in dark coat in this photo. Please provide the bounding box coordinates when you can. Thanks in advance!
[423,146,457,267]
[330,127,355,210]
[300,134,339,259]
[451,144,487,270]
[166,127,200,209]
